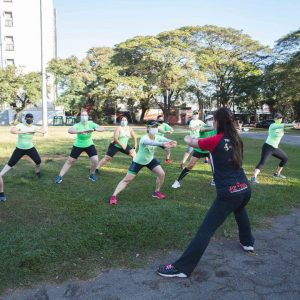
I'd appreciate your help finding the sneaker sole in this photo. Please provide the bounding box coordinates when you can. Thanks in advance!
[171,185,180,189]
[55,180,62,184]
[240,243,254,253]
[157,271,187,278]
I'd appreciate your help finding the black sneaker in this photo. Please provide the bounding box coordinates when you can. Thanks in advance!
[0,194,6,202]
[157,264,187,278]
[95,169,100,175]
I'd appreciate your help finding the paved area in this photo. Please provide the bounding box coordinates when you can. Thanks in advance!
[241,132,300,146]
[2,209,300,300]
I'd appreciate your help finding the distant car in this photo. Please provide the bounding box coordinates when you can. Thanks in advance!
[255,119,275,128]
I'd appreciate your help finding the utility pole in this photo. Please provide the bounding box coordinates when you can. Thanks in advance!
[40,0,48,131]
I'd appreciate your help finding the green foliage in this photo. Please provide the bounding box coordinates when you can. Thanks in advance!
[0,66,41,121]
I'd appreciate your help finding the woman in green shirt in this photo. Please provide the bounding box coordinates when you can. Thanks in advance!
[96,116,137,173]
[251,113,299,184]
[109,120,177,205]
[55,109,105,184]
[0,113,46,180]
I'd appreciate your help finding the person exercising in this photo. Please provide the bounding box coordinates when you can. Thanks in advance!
[109,120,177,205]
[55,109,105,184]
[96,116,137,173]
[0,113,46,179]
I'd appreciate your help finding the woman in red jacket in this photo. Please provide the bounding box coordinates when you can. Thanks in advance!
[157,107,254,278]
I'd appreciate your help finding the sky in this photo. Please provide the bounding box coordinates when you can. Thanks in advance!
[53,0,300,59]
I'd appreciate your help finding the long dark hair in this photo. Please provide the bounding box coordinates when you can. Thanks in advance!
[214,107,243,169]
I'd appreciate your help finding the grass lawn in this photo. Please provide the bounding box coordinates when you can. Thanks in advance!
[0,126,299,294]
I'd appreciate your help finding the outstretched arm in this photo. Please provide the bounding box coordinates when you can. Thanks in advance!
[130,127,138,149]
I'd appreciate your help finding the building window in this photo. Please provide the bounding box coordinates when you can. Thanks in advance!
[4,12,13,27]
[5,59,14,66]
[5,36,14,51]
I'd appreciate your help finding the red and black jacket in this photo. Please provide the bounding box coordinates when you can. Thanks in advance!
[198,133,250,196]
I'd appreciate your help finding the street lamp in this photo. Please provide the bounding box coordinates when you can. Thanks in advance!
[40,0,48,131]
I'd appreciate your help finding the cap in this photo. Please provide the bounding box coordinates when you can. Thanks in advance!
[274,113,282,119]
[147,120,158,127]
[25,113,33,119]
[205,114,214,120]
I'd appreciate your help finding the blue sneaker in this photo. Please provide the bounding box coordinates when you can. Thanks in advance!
[0,194,6,202]
[250,176,259,184]
[89,174,97,182]
[55,175,62,184]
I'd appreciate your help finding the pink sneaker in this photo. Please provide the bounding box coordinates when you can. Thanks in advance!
[110,195,117,205]
[152,191,166,199]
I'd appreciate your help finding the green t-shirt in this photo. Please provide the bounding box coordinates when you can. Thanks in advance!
[157,123,173,137]
[189,119,204,138]
[265,123,284,148]
[194,126,217,154]
[133,134,168,165]
[114,126,130,149]
[73,121,98,148]
[16,123,38,150]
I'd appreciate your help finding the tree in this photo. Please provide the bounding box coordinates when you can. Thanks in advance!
[262,29,300,120]
[181,25,269,108]
[0,66,41,122]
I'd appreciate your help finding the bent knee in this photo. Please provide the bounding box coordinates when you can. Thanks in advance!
[67,158,76,165]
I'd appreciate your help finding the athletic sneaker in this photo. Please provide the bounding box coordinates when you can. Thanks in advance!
[157,264,188,278]
[109,195,117,205]
[250,176,259,184]
[273,173,286,179]
[95,169,100,175]
[89,174,97,182]
[0,194,6,202]
[240,243,254,253]
[152,191,166,199]
[172,180,181,189]
[210,179,215,186]
[165,159,172,164]
[55,175,62,184]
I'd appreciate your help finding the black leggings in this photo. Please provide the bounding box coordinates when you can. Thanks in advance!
[8,147,41,167]
[173,190,253,276]
[256,143,288,170]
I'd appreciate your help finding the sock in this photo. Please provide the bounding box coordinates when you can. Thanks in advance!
[177,168,190,182]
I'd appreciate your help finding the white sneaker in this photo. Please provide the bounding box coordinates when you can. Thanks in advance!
[172,180,181,189]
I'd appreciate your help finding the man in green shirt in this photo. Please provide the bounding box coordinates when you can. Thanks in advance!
[0,113,47,183]
[109,120,177,205]
[172,115,216,189]
[55,109,105,184]
[251,113,300,184]
[157,115,174,164]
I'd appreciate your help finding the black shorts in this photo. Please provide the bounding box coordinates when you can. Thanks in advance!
[128,158,160,175]
[70,145,97,159]
[8,147,41,167]
[192,150,210,159]
[106,143,132,158]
